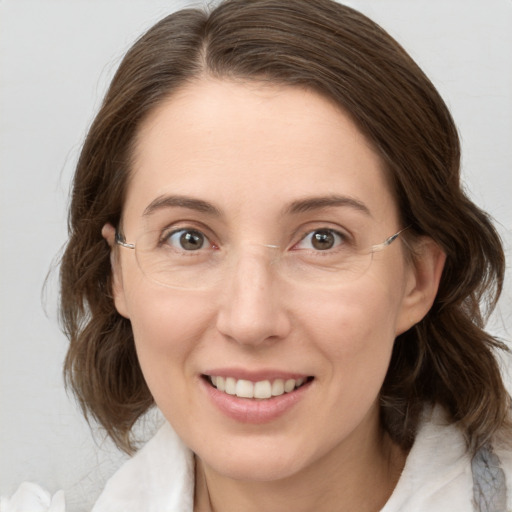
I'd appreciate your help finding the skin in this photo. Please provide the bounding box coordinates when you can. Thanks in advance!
[103,79,445,512]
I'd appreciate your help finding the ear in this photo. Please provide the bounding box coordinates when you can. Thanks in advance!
[102,223,130,319]
[395,237,446,335]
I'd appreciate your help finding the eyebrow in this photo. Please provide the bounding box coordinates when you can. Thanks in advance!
[283,195,372,217]
[142,193,371,218]
[143,195,222,217]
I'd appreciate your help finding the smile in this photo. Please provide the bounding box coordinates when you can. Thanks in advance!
[206,375,312,399]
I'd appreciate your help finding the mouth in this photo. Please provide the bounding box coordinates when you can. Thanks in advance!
[202,375,314,400]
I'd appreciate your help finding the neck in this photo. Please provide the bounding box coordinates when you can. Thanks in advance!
[194,420,406,512]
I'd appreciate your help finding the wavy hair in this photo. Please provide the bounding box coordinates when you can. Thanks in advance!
[60,0,510,454]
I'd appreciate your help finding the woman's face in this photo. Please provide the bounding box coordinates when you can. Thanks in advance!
[109,79,431,481]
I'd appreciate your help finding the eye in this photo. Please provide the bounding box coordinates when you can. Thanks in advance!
[163,228,211,251]
[295,228,345,251]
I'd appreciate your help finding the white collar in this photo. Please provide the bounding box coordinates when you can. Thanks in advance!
[92,407,509,511]
[92,422,195,512]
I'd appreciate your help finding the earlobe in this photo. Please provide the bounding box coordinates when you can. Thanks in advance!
[102,223,130,319]
[396,237,446,335]
[101,223,116,247]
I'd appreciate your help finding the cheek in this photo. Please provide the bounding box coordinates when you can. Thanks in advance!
[125,287,214,402]
[308,282,401,351]
[303,281,403,397]
[127,281,212,344]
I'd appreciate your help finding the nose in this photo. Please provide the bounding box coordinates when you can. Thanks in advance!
[215,247,292,347]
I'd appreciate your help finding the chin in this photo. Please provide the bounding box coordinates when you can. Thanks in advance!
[198,438,313,482]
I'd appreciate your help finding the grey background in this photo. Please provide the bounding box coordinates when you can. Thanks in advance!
[1,1,511,510]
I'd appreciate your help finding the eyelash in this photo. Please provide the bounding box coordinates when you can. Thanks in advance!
[158,225,350,253]
[160,227,217,252]
[292,228,348,252]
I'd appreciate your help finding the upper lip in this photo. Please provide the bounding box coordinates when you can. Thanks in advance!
[201,368,312,382]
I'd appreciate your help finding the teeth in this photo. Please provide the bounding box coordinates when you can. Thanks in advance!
[225,377,236,395]
[254,380,272,399]
[208,376,308,399]
[216,376,226,392]
[271,379,284,396]
[284,379,296,393]
[236,379,254,398]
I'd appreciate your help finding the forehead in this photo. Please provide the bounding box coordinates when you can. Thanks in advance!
[124,79,397,227]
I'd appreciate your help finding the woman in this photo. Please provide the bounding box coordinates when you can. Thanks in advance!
[3,0,511,510]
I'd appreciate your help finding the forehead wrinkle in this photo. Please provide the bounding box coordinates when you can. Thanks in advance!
[142,194,222,217]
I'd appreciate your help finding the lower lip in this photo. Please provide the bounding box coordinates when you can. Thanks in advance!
[201,377,312,424]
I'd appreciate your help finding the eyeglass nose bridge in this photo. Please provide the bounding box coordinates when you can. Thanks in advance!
[231,242,283,267]
[185,242,285,293]
[224,242,284,276]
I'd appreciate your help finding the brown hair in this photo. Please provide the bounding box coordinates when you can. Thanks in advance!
[60,0,510,454]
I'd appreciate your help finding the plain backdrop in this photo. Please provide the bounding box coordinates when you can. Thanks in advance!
[1,1,511,510]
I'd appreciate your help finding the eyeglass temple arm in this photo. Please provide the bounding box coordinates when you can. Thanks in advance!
[115,231,135,250]
[371,226,409,253]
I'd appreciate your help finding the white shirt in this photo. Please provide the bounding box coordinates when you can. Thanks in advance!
[93,406,512,511]
[3,407,511,511]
